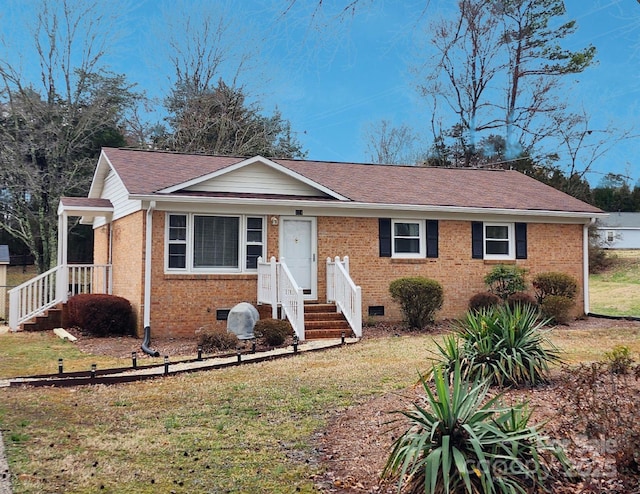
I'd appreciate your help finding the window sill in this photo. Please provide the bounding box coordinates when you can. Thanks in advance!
[483,259,517,265]
[164,273,257,280]
[390,258,437,264]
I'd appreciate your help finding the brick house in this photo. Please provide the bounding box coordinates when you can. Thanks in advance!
[14,147,603,339]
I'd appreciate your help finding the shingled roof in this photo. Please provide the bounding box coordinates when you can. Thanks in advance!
[100,147,602,214]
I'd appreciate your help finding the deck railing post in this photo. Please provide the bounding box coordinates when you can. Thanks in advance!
[270,256,278,318]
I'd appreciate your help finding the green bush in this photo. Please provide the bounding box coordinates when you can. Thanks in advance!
[532,271,578,303]
[389,277,443,329]
[483,264,527,300]
[198,328,238,352]
[506,291,537,309]
[254,319,292,346]
[383,362,570,494]
[67,294,134,337]
[604,345,635,375]
[468,292,500,312]
[436,304,561,387]
[540,295,574,324]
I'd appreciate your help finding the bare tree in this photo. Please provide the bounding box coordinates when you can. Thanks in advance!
[157,1,305,158]
[420,0,596,166]
[363,120,420,164]
[419,0,503,166]
[0,0,139,271]
[549,110,634,198]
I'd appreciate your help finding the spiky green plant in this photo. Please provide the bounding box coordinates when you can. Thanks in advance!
[383,363,569,494]
[436,304,561,387]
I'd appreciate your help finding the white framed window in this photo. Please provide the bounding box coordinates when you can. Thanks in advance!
[392,220,424,257]
[484,222,514,260]
[606,230,615,243]
[165,213,265,273]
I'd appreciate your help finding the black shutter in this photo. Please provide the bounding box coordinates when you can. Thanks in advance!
[472,222,483,259]
[426,220,439,258]
[515,222,527,259]
[379,218,391,257]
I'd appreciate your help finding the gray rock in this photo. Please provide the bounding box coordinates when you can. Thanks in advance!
[226,303,259,340]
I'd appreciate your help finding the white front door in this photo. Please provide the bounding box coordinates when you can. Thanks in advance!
[281,217,317,300]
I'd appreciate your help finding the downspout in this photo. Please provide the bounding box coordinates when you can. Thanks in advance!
[583,218,596,315]
[141,201,160,357]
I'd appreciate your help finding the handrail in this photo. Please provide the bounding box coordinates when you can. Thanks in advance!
[327,256,362,338]
[257,256,279,318]
[8,264,112,331]
[9,265,60,331]
[278,258,305,341]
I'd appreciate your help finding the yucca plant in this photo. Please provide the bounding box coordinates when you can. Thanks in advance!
[383,363,569,494]
[436,304,561,387]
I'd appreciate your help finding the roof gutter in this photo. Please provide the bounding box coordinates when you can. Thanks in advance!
[128,194,605,221]
[583,217,597,315]
[141,201,159,357]
[143,200,155,327]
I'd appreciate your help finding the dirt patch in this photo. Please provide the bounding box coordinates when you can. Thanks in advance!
[65,327,296,360]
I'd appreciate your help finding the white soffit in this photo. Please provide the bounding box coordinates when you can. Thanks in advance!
[158,155,349,200]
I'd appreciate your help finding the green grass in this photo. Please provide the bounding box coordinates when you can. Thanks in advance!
[1,326,639,493]
[0,335,438,493]
[0,332,137,378]
[5,265,39,288]
[590,250,640,316]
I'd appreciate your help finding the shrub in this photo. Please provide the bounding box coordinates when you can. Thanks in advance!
[383,362,570,494]
[506,291,537,309]
[254,319,292,346]
[532,271,578,303]
[67,294,134,337]
[436,304,561,387]
[540,295,574,324]
[198,328,238,352]
[604,345,635,375]
[483,264,527,300]
[468,292,500,312]
[389,277,443,329]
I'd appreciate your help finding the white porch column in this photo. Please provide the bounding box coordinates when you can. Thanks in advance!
[56,211,69,302]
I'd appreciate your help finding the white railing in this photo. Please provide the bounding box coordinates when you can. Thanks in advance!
[278,259,305,341]
[257,256,305,340]
[9,264,112,331]
[257,256,278,318]
[327,256,362,338]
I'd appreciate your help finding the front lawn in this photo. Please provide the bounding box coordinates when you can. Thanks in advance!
[1,322,639,493]
[590,249,640,316]
[0,333,436,493]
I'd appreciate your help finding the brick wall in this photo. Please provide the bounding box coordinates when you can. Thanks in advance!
[102,211,585,338]
[96,212,145,336]
[317,217,585,322]
[146,213,285,338]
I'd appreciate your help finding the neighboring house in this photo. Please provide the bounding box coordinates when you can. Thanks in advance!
[596,212,640,249]
[11,148,604,339]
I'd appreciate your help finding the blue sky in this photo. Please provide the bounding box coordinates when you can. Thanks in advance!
[2,0,639,185]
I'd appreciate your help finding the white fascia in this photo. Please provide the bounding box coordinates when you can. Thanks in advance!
[131,194,605,223]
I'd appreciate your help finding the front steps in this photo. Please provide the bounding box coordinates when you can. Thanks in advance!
[21,306,64,331]
[303,303,354,339]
